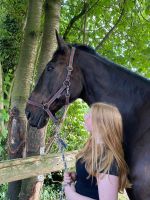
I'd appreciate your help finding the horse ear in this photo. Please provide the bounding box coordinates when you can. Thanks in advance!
[55,30,66,49]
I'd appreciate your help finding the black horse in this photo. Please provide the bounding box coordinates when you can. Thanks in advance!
[26,33,150,200]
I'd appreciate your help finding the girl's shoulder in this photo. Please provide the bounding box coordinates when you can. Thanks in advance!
[100,159,119,177]
[109,159,119,176]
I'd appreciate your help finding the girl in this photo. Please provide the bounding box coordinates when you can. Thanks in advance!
[63,102,131,200]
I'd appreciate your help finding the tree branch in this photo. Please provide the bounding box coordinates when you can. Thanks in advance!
[63,0,100,40]
[135,0,150,23]
[95,0,127,50]
[63,3,88,40]
[86,0,100,13]
[140,11,150,22]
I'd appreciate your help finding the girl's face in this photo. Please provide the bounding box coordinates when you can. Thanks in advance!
[84,111,104,144]
[84,111,92,132]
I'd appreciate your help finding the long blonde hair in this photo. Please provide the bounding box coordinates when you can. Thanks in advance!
[76,102,131,192]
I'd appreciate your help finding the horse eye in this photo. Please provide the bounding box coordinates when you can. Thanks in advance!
[47,64,54,71]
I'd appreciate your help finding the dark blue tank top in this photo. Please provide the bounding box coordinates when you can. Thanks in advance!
[75,158,119,200]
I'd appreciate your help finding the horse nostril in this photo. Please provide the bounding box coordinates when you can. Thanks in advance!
[25,110,31,120]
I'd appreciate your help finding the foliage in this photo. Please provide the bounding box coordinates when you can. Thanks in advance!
[40,184,62,200]
[60,0,150,78]
[0,98,9,160]
[41,173,63,200]
[0,71,11,160]
[46,99,89,153]
[0,0,27,96]
[0,67,13,160]
[62,99,89,151]
[0,184,7,200]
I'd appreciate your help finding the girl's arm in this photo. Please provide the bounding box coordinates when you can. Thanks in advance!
[97,173,119,200]
[64,184,95,200]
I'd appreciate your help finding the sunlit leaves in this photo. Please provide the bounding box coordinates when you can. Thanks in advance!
[61,0,150,78]
[47,99,89,153]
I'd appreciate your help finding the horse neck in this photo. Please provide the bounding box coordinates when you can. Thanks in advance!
[77,51,111,104]
[77,50,150,108]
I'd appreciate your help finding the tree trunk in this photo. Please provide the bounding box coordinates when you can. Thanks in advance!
[36,0,61,76]
[19,1,61,200]
[19,126,46,200]
[7,1,43,200]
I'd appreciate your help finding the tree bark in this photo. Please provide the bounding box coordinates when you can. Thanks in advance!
[19,1,61,200]
[7,1,43,200]
[36,0,61,76]
[19,126,46,200]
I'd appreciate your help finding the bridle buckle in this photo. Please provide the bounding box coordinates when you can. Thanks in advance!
[63,80,71,87]
[42,103,49,111]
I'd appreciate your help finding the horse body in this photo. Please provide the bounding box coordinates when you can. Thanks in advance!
[77,49,150,200]
[126,102,150,200]
[26,34,150,200]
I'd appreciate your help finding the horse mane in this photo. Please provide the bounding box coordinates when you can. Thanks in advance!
[72,44,150,87]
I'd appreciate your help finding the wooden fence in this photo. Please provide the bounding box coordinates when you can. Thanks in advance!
[0,151,77,184]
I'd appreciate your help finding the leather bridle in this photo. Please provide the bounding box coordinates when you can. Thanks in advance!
[27,47,76,124]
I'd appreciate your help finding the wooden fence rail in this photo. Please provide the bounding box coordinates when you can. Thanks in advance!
[0,151,77,184]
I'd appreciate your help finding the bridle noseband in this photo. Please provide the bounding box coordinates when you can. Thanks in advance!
[27,47,76,123]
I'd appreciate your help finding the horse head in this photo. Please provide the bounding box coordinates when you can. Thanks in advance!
[25,32,83,128]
